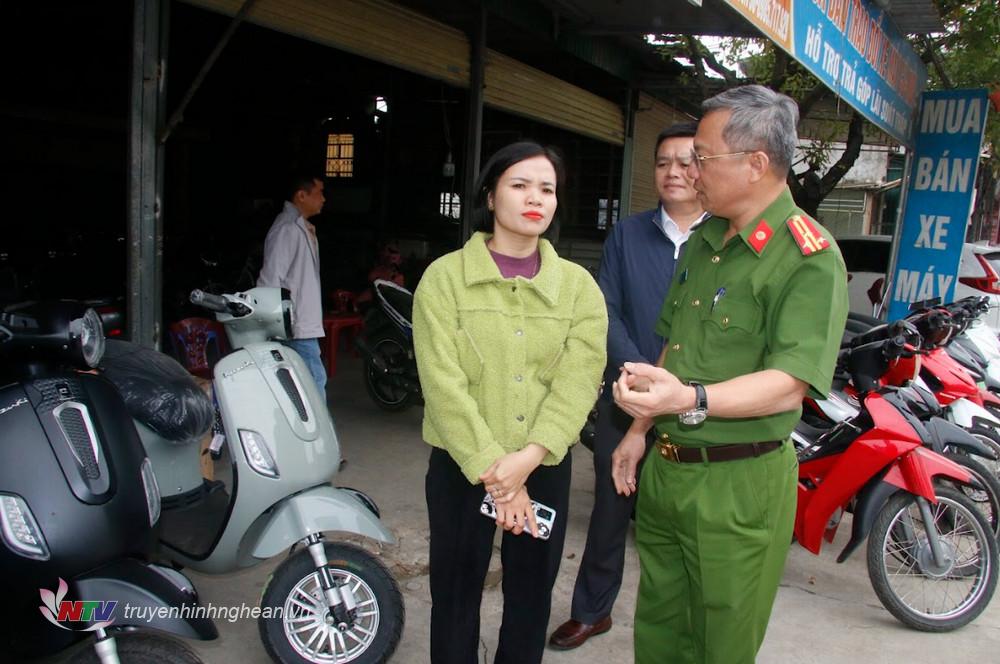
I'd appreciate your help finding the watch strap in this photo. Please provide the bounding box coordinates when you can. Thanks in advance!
[689,381,707,412]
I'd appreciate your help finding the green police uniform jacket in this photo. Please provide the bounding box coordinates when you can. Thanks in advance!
[413,232,608,484]
[654,187,848,446]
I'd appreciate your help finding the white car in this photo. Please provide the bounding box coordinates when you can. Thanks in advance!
[836,234,1000,329]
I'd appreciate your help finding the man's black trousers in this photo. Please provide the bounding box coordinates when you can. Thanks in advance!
[570,396,650,623]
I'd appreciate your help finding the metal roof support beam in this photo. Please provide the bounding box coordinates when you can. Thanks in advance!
[159,0,259,144]
[461,2,486,243]
[127,0,166,347]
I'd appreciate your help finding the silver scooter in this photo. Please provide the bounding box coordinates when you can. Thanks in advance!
[101,287,403,664]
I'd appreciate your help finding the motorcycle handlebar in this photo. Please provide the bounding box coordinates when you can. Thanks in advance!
[190,289,231,313]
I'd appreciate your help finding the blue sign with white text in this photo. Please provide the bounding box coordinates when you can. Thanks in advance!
[792,0,926,146]
[886,89,990,321]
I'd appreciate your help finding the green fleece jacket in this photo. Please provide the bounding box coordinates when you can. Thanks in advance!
[413,232,608,484]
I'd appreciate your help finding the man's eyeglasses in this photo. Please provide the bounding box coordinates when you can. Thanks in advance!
[688,150,753,170]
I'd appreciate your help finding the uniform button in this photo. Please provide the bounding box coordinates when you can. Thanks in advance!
[514,374,523,382]
[711,255,721,263]
[515,329,523,336]
[659,432,670,442]
[512,286,517,292]
[722,317,730,326]
[671,343,681,351]
[673,300,679,307]
[516,415,525,422]
[692,299,700,307]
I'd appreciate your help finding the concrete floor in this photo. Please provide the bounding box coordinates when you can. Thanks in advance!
[182,354,1000,664]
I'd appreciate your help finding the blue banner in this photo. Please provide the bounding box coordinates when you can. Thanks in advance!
[886,89,990,321]
[721,0,927,146]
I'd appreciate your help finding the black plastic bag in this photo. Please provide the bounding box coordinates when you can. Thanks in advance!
[100,339,214,442]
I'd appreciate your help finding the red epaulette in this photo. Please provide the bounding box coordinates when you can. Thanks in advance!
[787,215,830,255]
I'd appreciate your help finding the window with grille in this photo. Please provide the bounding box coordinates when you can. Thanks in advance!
[440,192,461,219]
[326,133,354,178]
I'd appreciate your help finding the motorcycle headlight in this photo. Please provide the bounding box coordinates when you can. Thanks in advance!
[70,308,106,367]
[239,429,279,478]
[140,458,161,526]
[0,493,50,560]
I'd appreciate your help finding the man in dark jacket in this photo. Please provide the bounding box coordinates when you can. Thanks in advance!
[549,122,707,649]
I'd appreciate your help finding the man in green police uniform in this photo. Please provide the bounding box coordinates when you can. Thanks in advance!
[610,85,848,664]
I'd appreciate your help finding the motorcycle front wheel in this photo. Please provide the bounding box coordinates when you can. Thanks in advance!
[362,335,413,411]
[70,633,203,664]
[940,451,1000,539]
[259,542,404,664]
[867,487,998,631]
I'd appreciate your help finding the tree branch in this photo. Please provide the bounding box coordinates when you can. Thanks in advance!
[770,49,789,90]
[691,39,740,84]
[684,35,710,100]
[818,111,865,197]
[920,36,953,89]
[796,83,829,123]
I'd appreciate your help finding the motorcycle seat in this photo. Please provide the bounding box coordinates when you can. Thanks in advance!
[99,340,214,443]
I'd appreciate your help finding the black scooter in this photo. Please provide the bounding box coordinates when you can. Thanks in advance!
[0,301,217,663]
[357,279,422,411]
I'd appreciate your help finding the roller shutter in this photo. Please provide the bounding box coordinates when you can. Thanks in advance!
[484,51,623,145]
[628,92,691,214]
[184,0,623,144]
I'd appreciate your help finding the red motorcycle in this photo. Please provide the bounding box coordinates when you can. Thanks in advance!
[793,329,998,631]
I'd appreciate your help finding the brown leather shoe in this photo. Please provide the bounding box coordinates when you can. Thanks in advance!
[548,616,613,650]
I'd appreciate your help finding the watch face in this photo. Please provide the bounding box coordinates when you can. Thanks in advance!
[680,410,707,426]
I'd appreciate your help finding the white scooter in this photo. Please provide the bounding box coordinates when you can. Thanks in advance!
[100,287,404,664]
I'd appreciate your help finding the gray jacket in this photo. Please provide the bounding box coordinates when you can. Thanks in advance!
[258,201,324,338]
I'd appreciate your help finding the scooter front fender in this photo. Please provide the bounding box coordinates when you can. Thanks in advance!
[74,559,218,640]
[883,446,973,499]
[249,485,395,561]
[927,416,999,459]
[987,361,1000,386]
[836,479,900,563]
[947,396,1000,429]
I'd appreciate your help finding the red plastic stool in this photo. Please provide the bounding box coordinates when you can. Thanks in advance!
[168,318,230,379]
[322,290,364,377]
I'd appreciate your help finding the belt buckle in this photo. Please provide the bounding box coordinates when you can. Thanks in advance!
[658,441,681,462]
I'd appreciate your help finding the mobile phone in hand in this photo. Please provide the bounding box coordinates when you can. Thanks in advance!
[480,492,555,540]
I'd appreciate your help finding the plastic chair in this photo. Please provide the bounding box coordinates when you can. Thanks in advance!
[323,290,364,377]
[167,318,230,380]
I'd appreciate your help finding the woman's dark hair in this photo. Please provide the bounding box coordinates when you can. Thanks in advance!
[472,141,566,233]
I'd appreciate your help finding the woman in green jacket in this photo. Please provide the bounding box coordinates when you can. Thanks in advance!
[413,141,607,664]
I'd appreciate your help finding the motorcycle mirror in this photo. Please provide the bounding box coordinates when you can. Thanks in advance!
[0,301,105,369]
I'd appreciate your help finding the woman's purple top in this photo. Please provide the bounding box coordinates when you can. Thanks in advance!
[488,246,541,279]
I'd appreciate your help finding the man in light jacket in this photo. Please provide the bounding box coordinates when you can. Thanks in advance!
[258,174,327,392]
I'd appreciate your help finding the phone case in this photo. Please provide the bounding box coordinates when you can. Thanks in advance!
[480,492,555,540]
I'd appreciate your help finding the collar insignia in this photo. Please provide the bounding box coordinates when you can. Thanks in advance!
[748,219,773,253]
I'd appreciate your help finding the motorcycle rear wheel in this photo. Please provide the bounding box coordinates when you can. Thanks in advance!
[867,487,997,632]
[362,335,413,411]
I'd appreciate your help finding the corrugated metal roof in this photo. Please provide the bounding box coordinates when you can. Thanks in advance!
[544,0,943,36]
[883,0,945,35]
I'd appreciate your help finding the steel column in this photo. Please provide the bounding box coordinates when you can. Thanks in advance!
[461,3,486,243]
[127,0,164,347]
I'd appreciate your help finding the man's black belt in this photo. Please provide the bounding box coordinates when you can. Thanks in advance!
[656,440,783,463]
